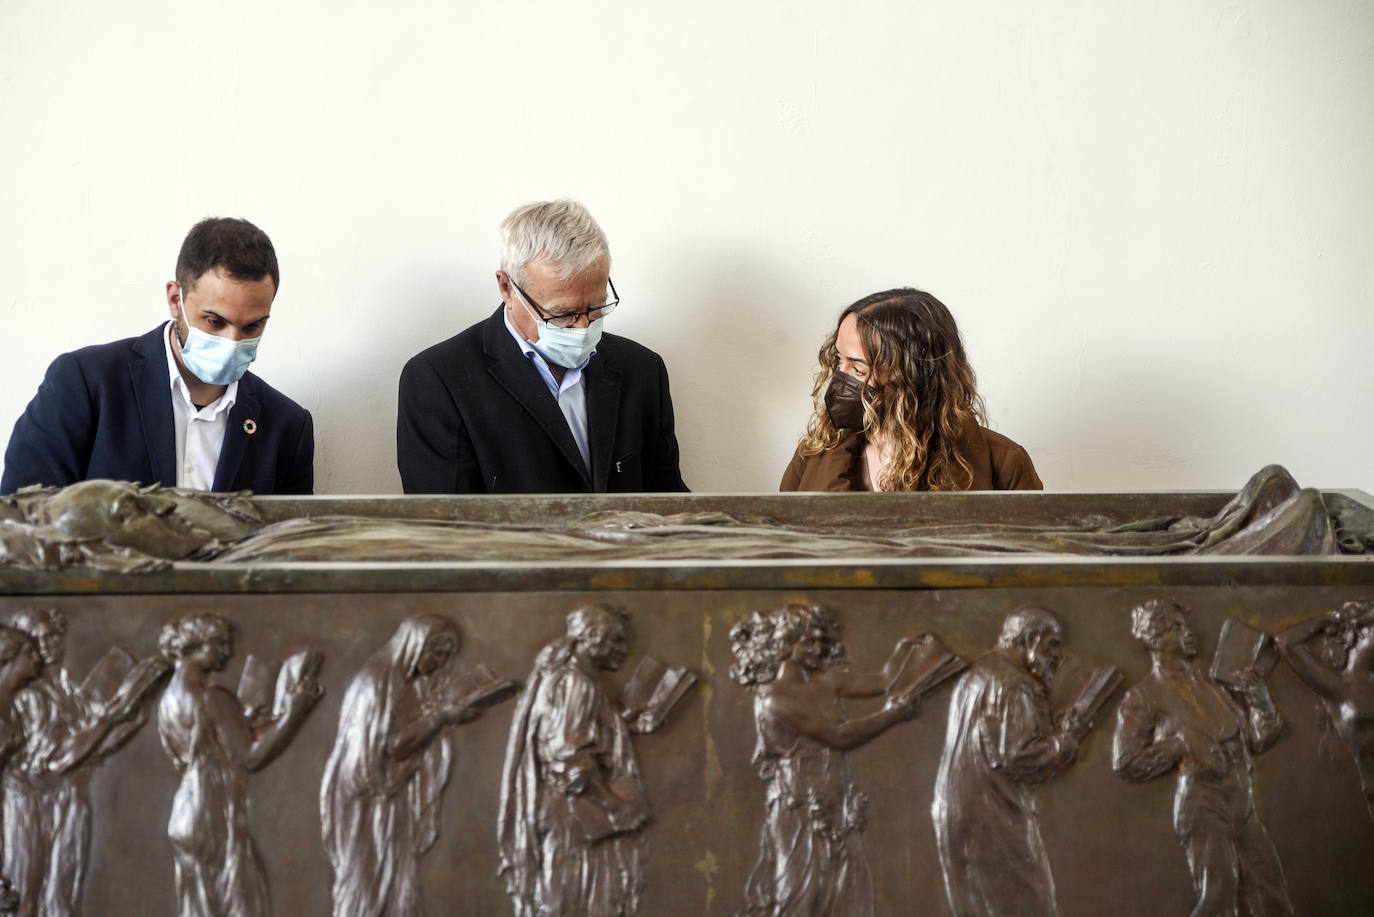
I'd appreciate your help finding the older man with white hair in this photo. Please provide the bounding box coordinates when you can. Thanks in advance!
[397,199,688,493]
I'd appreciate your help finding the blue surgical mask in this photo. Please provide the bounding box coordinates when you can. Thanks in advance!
[530,317,603,369]
[176,312,260,385]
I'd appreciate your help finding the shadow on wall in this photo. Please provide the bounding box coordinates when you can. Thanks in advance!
[642,244,828,494]
[310,268,487,494]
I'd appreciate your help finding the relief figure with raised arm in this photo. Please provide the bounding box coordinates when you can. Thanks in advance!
[321,615,516,917]
[1274,599,1374,822]
[3,608,165,917]
[156,614,322,917]
[932,607,1111,917]
[1112,599,1293,917]
[729,603,928,917]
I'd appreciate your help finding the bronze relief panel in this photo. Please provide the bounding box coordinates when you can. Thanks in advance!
[0,588,1366,915]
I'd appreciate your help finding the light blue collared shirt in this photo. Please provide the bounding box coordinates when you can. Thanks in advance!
[503,310,593,473]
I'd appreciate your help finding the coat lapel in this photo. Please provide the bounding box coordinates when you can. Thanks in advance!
[482,311,592,487]
[214,379,261,491]
[583,354,622,491]
[128,326,177,486]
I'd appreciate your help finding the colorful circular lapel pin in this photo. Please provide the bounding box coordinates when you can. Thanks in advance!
[243,419,258,435]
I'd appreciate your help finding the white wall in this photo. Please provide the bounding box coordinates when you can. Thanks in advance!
[3,0,1371,494]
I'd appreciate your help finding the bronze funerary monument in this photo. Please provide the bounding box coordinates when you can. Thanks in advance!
[0,466,1372,916]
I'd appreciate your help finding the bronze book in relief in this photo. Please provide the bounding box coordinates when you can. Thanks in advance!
[886,634,967,702]
[1062,665,1123,727]
[80,646,171,722]
[447,663,520,713]
[237,649,324,720]
[620,655,697,731]
[1210,618,1279,686]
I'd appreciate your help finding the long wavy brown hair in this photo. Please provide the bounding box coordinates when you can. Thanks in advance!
[798,288,987,491]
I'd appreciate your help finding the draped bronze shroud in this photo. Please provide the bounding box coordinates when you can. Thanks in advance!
[0,466,1371,915]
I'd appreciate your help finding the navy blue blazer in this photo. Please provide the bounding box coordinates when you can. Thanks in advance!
[1,325,314,495]
[396,306,688,494]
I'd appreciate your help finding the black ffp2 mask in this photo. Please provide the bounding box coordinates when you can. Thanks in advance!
[824,372,867,430]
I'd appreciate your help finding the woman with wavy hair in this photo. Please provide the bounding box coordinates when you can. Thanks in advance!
[780,288,1042,492]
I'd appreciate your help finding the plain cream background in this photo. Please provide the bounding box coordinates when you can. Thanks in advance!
[2,0,1371,494]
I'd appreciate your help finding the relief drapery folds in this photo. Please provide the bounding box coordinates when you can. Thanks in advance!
[0,552,1371,912]
[1112,600,1294,917]
[320,614,516,917]
[932,607,1118,917]
[728,603,952,917]
[156,614,323,917]
[3,607,165,917]
[1274,600,1374,822]
[498,603,694,917]
[0,465,1370,572]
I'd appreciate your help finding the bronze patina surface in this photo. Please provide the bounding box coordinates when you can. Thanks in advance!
[0,476,1370,916]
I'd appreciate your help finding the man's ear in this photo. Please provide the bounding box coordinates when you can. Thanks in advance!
[166,281,183,320]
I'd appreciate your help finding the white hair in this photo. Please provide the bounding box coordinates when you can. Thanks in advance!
[499,199,611,284]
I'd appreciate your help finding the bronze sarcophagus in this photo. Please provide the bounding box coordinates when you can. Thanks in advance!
[0,467,1372,916]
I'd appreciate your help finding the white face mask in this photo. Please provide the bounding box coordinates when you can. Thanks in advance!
[509,281,605,369]
[530,317,603,369]
[177,308,260,384]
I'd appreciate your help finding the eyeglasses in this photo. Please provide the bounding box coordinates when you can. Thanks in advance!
[508,275,619,329]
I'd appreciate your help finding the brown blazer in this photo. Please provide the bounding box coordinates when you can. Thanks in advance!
[779,425,1043,492]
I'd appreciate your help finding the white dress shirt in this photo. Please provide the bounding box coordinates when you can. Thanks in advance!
[503,311,592,473]
[162,321,237,490]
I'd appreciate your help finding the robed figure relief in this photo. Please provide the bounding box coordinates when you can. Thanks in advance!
[728,603,930,917]
[1275,600,1374,822]
[1112,600,1294,917]
[4,608,165,917]
[498,604,691,917]
[0,626,41,914]
[321,615,517,917]
[933,607,1113,917]
[156,614,323,917]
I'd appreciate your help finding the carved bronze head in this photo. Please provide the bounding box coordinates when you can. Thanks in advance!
[1130,599,1197,660]
[566,603,630,672]
[9,607,66,667]
[32,480,216,560]
[729,604,846,685]
[998,606,1064,683]
[159,614,234,672]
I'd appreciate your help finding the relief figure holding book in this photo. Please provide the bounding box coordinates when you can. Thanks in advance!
[498,604,692,917]
[932,607,1112,917]
[1112,599,1293,917]
[156,614,323,917]
[0,625,42,914]
[729,604,938,917]
[321,615,517,917]
[1274,600,1374,822]
[3,608,167,917]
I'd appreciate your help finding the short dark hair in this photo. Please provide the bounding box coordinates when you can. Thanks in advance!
[175,217,280,294]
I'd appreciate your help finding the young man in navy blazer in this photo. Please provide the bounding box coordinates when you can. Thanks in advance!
[1,218,314,495]
[397,199,687,494]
